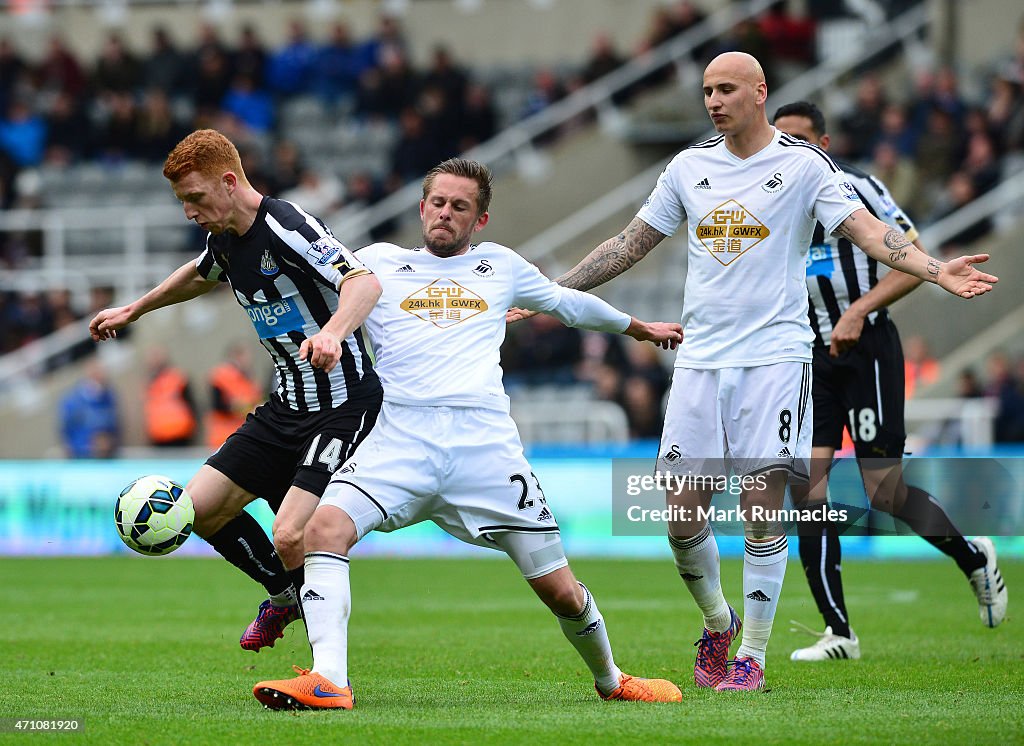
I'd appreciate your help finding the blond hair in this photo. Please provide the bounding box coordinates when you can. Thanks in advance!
[422,158,493,215]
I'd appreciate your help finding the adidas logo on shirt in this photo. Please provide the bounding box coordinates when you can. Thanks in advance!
[395,264,414,273]
[694,177,711,190]
[778,446,792,458]
[537,507,553,522]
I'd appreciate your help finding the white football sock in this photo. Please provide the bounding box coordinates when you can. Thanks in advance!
[736,536,788,667]
[556,583,622,694]
[302,551,351,687]
[669,524,731,632]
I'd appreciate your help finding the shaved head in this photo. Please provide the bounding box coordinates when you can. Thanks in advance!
[704,51,766,85]
[701,51,772,151]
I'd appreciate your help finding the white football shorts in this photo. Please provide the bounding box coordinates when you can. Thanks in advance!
[320,402,560,549]
[657,362,812,481]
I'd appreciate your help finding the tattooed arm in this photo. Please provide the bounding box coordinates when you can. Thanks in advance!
[835,209,998,299]
[556,217,668,291]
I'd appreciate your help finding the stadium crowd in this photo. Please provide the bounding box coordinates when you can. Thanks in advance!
[2,1,1024,446]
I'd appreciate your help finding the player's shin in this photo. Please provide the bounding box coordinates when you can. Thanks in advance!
[895,486,986,575]
[668,523,732,632]
[206,512,292,598]
[302,552,351,686]
[796,505,851,638]
[736,535,788,666]
[555,582,623,694]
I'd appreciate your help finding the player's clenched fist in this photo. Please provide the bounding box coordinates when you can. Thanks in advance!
[300,332,342,372]
[89,306,134,341]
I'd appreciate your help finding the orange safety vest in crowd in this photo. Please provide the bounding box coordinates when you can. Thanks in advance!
[145,368,197,444]
[206,363,263,449]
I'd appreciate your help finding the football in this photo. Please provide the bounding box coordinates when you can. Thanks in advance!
[114,475,195,556]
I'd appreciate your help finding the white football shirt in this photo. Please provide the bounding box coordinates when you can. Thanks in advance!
[356,241,631,411]
[636,128,865,368]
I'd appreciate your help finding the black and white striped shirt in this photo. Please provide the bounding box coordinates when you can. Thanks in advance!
[196,196,381,411]
[805,161,917,347]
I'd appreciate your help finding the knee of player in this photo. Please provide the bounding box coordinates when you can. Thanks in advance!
[303,506,359,554]
[271,517,305,555]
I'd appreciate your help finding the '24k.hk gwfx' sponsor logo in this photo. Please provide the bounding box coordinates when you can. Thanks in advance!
[695,200,770,266]
[400,279,488,329]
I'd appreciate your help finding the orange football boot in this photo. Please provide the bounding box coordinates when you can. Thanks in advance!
[597,673,682,702]
[253,666,354,710]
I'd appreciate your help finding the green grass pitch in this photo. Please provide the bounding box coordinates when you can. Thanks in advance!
[5,556,1022,745]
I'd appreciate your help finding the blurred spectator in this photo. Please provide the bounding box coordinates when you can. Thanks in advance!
[522,68,567,121]
[988,67,1024,153]
[44,90,89,164]
[837,76,886,161]
[141,26,188,95]
[870,141,917,214]
[37,35,87,100]
[619,340,670,439]
[134,88,186,163]
[759,0,816,65]
[502,313,583,389]
[460,83,497,151]
[206,342,263,449]
[960,130,1001,195]
[929,171,994,255]
[0,148,18,209]
[92,33,140,95]
[91,91,139,163]
[423,46,468,120]
[0,98,47,167]
[582,33,631,106]
[267,19,318,96]
[361,14,409,70]
[143,346,197,448]
[908,67,966,132]
[986,352,1024,442]
[315,22,363,105]
[280,168,345,216]
[376,47,420,119]
[59,358,120,458]
[874,102,916,158]
[957,368,985,398]
[222,73,275,134]
[0,37,27,114]
[234,24,268,90]
[390,107,441,181]
[268,139,303,194]
[903,335,939,399]
[192,48,232,120]
[911,107,961,217]
[418,84,461,162]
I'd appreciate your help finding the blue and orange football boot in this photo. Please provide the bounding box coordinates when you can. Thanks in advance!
[715,657,765,691]
[693,606,741,688]
[240,599,301,652]
[597,673,682,702]
[254,666,354,710]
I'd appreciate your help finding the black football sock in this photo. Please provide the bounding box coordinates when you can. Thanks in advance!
[797,503,852,638]
[895,486,987,576]
[205,512,291,596]
[288,565,306,611]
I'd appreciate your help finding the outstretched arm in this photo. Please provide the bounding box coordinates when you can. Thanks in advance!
[557,217,667,291]
[828,237,927,356]
[835,209,997,299]
[299,272,381,373]
[89,261,219,341]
